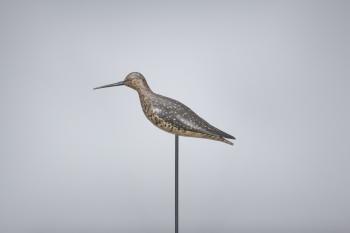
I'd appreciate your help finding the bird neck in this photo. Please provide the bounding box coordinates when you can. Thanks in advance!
[135,81,153,97]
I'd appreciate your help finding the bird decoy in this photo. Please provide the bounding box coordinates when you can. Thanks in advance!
[94,72,235,145]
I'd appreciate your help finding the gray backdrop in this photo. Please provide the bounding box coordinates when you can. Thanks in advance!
[1,1,349,233]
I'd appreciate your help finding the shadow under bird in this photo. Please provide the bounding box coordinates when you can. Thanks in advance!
[94,72,235,145]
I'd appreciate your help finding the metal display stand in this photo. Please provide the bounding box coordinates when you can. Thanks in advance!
[175,135,179,233]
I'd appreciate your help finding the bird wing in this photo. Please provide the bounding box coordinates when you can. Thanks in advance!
[151,94,235,139]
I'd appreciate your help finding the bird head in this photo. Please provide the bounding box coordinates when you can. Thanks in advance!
[94,72,150,91]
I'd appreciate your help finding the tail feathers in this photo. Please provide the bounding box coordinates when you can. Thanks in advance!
[202,128,235,145]
[222,133,235,140]
[204,133,234,146]
[210,127,235,140]
[220,137,234,145]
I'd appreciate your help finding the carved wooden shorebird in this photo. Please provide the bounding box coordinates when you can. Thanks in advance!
[94,72,235,145]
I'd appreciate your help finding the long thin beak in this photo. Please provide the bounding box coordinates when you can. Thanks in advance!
[94,81,124,90]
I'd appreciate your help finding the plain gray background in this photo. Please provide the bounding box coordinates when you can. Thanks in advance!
[0,1,349,232]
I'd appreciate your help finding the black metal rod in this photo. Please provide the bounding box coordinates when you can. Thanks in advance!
[175,135,179,233]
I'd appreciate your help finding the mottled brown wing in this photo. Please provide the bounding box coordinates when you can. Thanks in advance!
[150,94,235,139]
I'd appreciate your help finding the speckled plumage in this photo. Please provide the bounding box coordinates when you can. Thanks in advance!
[95,72,235,145]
